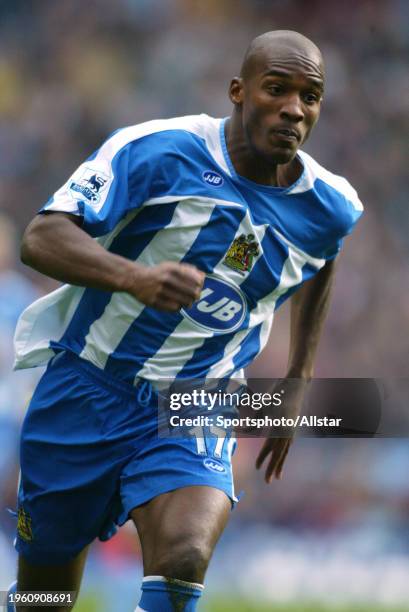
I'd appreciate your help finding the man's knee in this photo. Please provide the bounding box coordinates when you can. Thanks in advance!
[146,537,213,583]
[132,486,231,583]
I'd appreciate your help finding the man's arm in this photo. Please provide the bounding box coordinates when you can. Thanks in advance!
[256,259,337,482]
[21,212,204,312]
[287,258,336,380]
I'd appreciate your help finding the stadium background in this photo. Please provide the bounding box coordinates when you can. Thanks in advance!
[0,0,408,610]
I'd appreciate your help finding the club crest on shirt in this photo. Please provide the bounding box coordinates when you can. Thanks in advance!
[17,506,33,542]
[69,166,111,205]
[223,234,260,274]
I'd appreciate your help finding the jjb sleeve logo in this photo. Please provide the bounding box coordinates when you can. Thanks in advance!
[181,276,247,334]
[69,164,112,208]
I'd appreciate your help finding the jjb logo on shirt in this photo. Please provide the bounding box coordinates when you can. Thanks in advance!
[182,276,247,333]
[202,170,224,187]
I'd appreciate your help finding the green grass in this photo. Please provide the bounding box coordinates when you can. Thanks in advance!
[71,594,102,612]
[72,594,408,611]
[204,600,409,612]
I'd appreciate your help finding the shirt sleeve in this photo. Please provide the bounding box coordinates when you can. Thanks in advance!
[39,130,153,237]
[322,190,364,261]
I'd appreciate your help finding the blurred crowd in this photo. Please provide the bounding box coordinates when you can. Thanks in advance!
[0,0,408,606]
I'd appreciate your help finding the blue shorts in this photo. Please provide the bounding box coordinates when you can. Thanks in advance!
[15,351,237,565]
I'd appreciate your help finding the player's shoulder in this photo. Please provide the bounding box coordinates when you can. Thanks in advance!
[101,114,221,159]
[296,150,364,213]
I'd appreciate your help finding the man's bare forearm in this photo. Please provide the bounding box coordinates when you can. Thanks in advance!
[256,262,336,482]
[286,260,336,379]
[20,212,204,312]
[21,212,139,293]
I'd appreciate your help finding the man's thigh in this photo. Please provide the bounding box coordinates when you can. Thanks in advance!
[131,486,231,582]
[126,427,238,582]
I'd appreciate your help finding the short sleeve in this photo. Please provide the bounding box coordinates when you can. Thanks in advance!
[322,191,364,261]
[40,130,153,237]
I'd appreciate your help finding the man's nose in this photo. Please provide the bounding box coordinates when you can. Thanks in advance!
[280,94,304,122]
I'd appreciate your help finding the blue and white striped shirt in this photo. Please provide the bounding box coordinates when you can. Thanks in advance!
[14,114,363,384]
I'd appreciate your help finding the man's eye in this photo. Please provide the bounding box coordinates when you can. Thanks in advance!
[267,85,283,95]
[304,93,320,104]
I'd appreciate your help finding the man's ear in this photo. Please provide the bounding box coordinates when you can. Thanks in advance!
[228,77,244,105]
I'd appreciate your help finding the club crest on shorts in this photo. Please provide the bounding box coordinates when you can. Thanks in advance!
[17,506,33,542]
[223,234,260,274]
[69,166,111,205]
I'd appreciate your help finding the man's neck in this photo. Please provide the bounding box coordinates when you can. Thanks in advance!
[224,115,302,188]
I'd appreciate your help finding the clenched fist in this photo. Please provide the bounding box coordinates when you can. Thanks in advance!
[128,262,205,312]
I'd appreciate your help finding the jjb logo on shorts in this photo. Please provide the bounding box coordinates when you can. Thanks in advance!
[203,458,226,473]
[181,276,247,333]
[202,170,224,187]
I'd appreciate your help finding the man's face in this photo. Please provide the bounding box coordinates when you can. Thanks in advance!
[234,47,324,165]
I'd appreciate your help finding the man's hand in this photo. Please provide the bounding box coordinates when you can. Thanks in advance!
[128,262,205,312]
[256,437,292,483]
[255,378,308,483]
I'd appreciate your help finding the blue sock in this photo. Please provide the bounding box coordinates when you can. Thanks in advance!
[7,581,17,612]
[136,575,204,611]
